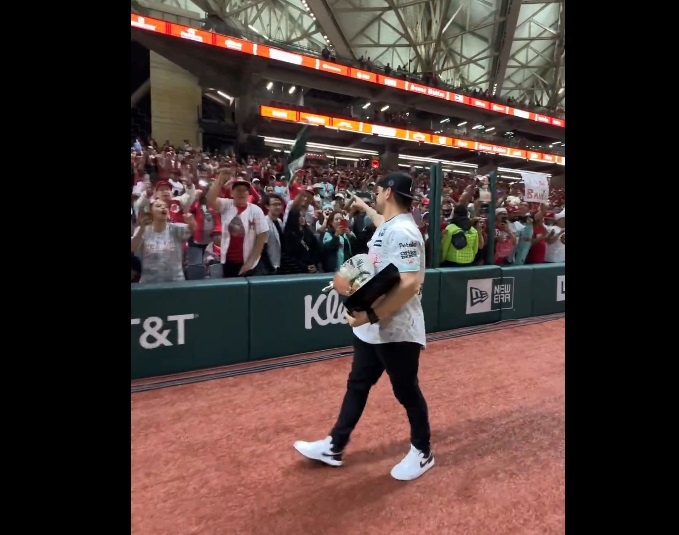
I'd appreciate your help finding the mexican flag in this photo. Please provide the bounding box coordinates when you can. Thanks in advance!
[284,125,309,180]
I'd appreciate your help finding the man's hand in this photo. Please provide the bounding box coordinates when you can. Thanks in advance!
[351,195,370,213]
[238,263,253,275]
[345,310,368,328]
[140,213,152,227]
[308,265,317,273]
[217,169,232,187]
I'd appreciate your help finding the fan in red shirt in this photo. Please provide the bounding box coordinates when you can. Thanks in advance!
[283,169,307,201]
[152,181,185,223]
[525,207,548,264]
[189,193,222,248]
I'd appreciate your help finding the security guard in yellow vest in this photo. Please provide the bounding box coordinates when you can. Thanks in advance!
[440,205,479,267]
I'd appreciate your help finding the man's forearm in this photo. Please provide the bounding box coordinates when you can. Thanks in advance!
[246,232,268,266]
[178,184,196,209]
[372,278,420,322]
[206,181,222,209]
[364,206,384,227]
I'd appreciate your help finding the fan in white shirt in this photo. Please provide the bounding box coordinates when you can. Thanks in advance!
[545,211,565,263]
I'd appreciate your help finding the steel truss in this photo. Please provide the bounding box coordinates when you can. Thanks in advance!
[145,0,564,104]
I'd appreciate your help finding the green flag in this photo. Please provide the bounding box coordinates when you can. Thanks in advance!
[285,125,309,180]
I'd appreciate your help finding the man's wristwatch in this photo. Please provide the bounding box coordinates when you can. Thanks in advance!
[366,307,380,324]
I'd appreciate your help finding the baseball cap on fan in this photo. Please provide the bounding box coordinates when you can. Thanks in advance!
[230,171,251,190]
[376,172,415,199]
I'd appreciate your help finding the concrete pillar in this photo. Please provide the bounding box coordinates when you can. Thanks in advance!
[380,143,399,172]
[131,78,150,108]
[149,51,202,146]
[234,92,258,131]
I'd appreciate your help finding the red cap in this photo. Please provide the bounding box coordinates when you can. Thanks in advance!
[155,180,171,190]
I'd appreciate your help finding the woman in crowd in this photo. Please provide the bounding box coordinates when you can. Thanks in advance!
[131,198,196,283]
[280,206,320,274]
[189,189,221,253]
[320,211,355,273]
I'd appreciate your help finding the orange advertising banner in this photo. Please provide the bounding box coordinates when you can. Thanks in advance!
[214,35,255,56]
[260,106,298,121]
[319,61,349,76]
[259,105,565,165]
[300,112,331,126]
[407,130,432,143]
[168,24,214,45]
[352,69,378,83]
[131,15,166,34]
[330,118,366,133]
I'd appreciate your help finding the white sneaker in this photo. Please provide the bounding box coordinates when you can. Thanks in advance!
[293,436,343,467]
[390,444,435,481]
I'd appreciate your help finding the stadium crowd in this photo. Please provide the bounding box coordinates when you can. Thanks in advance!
[130,141,565,284]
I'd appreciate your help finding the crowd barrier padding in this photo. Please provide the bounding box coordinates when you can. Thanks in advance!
[421,269,441,333]
[131,279,250,379]
[531,263,566,316]
[499,265,535,320]
[438,265,503,330]
[130,264,564,379]
[248,273,353,361]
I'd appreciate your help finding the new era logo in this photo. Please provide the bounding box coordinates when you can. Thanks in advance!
[469,287,489,306]
[556,275,565,302]
[466,277,514,314]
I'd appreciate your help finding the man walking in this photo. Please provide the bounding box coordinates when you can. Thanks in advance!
[293,172,434,481]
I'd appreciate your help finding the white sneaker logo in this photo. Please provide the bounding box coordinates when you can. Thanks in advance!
[304,289,348,329]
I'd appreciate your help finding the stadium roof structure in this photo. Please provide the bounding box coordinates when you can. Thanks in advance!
[142,0,564,108]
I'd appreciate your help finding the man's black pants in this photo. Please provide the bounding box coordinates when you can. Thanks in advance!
[329,335,431,453]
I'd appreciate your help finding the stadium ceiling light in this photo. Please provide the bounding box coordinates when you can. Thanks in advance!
[261,136,379,156]
[398,155,477,168]
[288,86,296,94]
[362,103,371,109]
[205,93,226,105]
[457,121,467,126]
[497,166,551,177]
[380,105,389,111]
[266,81,273,90]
